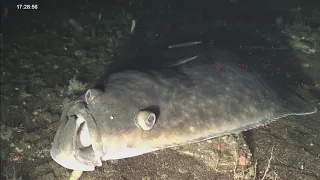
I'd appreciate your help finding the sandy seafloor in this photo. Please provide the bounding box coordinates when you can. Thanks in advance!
[1,0,320,179]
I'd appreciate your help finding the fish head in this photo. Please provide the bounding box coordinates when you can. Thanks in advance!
[50,88,160,171]
[50,91,105,171]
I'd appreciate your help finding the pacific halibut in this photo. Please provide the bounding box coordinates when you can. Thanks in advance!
[50,45,317,171]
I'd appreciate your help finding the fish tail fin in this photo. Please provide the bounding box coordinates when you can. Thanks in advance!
[273,93,317,120]
[285,93,316,114]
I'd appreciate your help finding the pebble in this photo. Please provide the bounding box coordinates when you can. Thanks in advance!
[300,164,304,170]
[142,176,151,180]
[15,147,23,153]
[69,170,83,180]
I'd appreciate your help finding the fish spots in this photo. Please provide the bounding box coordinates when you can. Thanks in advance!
[183,112,192,119]
[126,143,134,148]
[190,95,196,100]
[248,106,258,113]
[199,102,208,109]
[189,126,195,132]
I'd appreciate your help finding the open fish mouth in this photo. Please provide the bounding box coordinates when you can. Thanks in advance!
[50,100,104,171]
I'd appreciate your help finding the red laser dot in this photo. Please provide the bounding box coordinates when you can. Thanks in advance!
[262,124,269,129]
[241,63,247,68]
[11,155,24,161]
[216,66,221,71]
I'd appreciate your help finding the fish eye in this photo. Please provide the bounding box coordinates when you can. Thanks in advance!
[136,110,156,131]
[85,89,100,103]
[110,114,115,120]
[85,89,93,103]
[147,115,154,123]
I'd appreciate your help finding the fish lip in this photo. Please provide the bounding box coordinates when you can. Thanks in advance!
[50,100,103,171]
[50,146,96,171]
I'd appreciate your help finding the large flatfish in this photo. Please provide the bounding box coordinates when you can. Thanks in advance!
[50,45,317,171]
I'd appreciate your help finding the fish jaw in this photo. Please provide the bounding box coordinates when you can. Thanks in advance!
[50,148,98,171]
[50,101,104,171]
[101,146,159,161]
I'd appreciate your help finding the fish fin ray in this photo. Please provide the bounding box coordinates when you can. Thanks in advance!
[187,106,317,144]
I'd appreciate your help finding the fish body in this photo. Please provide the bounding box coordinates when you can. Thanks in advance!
[51,46,317,171]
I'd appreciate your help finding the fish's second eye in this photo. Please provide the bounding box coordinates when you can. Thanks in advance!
[85,90,92,103]
[135,110,156,131]
[85,89,101,103]
[85,89,91,101]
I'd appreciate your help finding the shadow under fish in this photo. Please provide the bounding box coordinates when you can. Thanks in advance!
[50,43,317,172]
